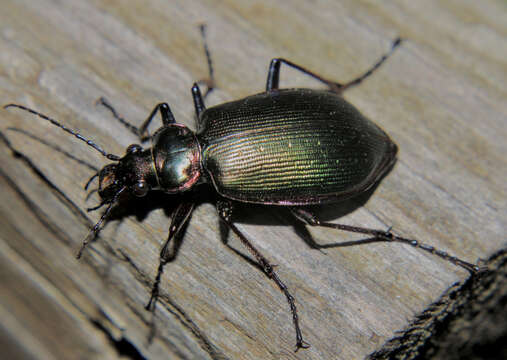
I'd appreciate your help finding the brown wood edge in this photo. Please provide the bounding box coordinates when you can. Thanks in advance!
[369,249,507,360]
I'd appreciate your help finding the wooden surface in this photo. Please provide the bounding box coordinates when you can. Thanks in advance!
[1,1,505,359]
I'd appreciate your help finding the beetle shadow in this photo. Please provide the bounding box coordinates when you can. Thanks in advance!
[103,190,201,263]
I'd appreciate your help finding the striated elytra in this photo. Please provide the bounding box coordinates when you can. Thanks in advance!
[200,88,397,205]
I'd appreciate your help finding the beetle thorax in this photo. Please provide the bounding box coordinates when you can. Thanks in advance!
[152,124,201,193]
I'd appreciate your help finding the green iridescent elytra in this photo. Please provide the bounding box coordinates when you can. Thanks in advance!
[198,89,397,205]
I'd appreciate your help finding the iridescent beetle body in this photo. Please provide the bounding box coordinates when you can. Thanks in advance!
[199,89,397,205]
[4,29,481,351]
[100,88,397,209]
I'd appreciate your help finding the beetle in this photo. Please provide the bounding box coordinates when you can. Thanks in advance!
[3,27,481,351]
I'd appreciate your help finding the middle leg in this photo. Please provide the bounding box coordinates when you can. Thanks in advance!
[216,200,310,351]
[266,38,402,94]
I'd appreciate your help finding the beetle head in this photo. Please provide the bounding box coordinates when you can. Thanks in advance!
[97,143,158,201]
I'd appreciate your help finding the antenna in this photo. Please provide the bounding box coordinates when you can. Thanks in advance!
[76,185,126,259]
[4,104,120,161]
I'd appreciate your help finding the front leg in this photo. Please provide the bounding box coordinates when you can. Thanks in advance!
[146,201,195,311]
[97,98,176,142]
[216,199,310,351]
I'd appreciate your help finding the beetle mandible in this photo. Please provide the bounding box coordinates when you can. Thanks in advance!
[4,25,482,351]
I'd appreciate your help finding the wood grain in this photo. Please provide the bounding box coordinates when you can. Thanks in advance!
[1,1,505,359]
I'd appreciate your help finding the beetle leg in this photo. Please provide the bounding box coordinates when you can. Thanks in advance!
[339,38,402,92]
[195,24,215,99]
[192,82,206,121]
[266,58,343,92]
[146,201,195,311]
[192,24,216,130]
[96,97,141,136]
[96,98,176,141]
[266,38,402,94]
[291,207,482,273]
[139,102,176,136]
[216,200,310,351]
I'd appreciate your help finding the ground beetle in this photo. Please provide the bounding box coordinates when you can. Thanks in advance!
[4,26,482,350]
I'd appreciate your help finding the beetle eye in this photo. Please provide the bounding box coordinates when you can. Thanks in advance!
[133,180,149,197]
[127,144,142,154]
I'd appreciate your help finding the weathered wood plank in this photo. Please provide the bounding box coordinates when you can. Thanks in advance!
[1,1,505,359]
